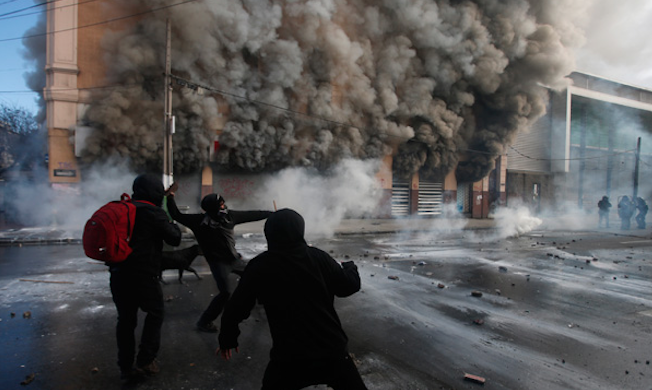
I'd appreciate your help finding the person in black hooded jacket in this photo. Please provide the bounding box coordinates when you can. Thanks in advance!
[217,208,367,390]
[109,173,182,381]
[166,188,272,333]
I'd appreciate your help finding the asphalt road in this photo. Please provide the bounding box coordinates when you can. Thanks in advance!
[1,227,652,390]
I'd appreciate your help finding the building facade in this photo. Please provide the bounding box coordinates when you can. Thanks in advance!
[43,3,652,219]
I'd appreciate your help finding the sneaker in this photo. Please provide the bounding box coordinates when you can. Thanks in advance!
[136,360,160,376]
[196,321,218,333]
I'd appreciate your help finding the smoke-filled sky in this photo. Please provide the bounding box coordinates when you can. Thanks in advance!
[80,0,584,182]
[0,0,650,180]
[0,0,646,107]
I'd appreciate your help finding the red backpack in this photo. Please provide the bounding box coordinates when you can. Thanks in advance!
[83,193,142,263]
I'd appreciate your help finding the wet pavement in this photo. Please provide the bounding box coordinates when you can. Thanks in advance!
[1,217,652,390]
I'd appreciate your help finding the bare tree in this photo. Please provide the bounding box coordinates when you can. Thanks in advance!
[0,104,43,173]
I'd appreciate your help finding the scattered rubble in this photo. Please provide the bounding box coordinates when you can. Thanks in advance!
[20,373,36,386]
[464,373,485,385]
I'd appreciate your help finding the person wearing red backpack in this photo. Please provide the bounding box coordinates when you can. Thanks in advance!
[109,173,182,382]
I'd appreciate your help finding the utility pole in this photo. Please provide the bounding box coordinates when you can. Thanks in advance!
[633,137,641,200]
[606,126,614,197]
[578,103,587,208]
[163,19,174,189]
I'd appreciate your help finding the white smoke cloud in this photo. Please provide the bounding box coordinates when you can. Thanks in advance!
[254,158,383,237]
[4,160,137,233]
[493,203,543,238]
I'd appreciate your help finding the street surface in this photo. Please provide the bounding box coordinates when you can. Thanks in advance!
[1,225,651,390]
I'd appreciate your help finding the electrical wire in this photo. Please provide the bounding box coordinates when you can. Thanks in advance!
[0,73,647,163]
[507,144,638,161]
[171,74,648,162]
[0,0,200,43]
[0,0,22,9]
[0,0,103,22]
[0,0,56,18]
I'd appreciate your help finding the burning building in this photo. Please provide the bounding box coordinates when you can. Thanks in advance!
[43,0,605,219]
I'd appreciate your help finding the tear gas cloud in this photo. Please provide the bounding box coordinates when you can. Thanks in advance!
[493,203,543,238]
[4,160,136,233]
[78,0,586,182]
[252,158,383,237]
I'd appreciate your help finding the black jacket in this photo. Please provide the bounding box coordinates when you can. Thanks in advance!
[219,208,361,361]
[167,195,271,263]
[110,174,182,277]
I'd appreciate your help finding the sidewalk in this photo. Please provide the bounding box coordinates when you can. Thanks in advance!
[2,216,649,245]
[0,217,497,246]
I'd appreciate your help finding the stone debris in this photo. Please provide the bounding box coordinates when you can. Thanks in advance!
[437,283,445,289]
[23,311,31,319]
[473,319,484,325]
[388,276,399,281]
[20,373,36,386]
[91,367,99,374]
[464,373,486,385]
[471,291,483,297]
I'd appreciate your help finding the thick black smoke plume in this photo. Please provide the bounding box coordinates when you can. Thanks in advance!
[79,0,585,180]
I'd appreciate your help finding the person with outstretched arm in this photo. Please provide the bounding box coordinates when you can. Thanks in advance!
[166,184,271,332]
[217,208,368,390]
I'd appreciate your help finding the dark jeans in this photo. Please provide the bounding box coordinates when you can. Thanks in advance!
[110,272,164,371]
[261,354,368,390]
[199,260,235,324]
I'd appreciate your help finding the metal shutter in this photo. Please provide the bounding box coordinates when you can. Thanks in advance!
[417,181,443,216]
[391,181,410,217]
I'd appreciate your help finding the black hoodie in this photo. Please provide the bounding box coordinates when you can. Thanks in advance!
[111,174,181,277]
[167,195,271,263]
[219,208,361,361]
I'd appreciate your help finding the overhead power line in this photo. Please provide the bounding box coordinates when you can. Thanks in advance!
[171,74,646,163]
[0,0,200,43]
[0,0,22,9]
[0,0,55,18]
[508,145,638,161]
[0,0,103,22]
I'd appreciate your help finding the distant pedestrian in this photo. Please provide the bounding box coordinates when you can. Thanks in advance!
[618,196,635,230]
[166,185,271,333]
[217,208,368,390]
[597,195,612,228]
[635,197,648,229]
[109,174,182,381]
